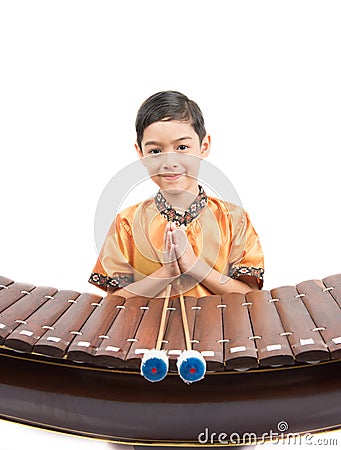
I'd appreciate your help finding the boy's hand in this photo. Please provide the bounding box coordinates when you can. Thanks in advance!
[172,225,198,275]
[162,222,181,278]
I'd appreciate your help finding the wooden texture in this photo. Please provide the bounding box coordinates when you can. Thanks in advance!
[0,281,35,313]
[33,292,99,357]
[222,292,258,370]
[95,296,149,368]
[271,285,329,362]
[192,295,224,371]
[0,274,341,371]
[125,297,170,369]
[5,289,80,352]
[67,294,125,364]
[296,279,341,359]
[0,285,57,344]
[246,289,295,367]
[323,273,341,308]
[162,296,197,370]
[0,276,14,287]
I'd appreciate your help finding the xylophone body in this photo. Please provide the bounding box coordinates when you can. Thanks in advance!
[0,274,341,445]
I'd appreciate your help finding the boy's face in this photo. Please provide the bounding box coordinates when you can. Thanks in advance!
[135,120,211,195]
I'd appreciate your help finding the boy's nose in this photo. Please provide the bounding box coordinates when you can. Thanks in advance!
[161,152,179,169]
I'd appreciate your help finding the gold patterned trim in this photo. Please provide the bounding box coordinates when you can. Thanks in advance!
[88,272,133,291]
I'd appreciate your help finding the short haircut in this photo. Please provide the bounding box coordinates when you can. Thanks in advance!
[135,91,206,149]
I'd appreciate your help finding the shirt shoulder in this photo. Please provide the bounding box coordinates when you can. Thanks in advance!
[116,199,156,221]
[206,196,245,223]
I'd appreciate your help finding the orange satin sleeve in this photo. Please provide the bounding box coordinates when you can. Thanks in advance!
[89,214,134,292]
[228,210,264,289]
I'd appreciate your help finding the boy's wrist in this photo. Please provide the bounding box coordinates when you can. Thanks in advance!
[186,258,210,281]
[158,265,180,283]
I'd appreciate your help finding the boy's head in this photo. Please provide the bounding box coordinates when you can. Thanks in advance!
[135,91,211,196]
[135,91,207,151]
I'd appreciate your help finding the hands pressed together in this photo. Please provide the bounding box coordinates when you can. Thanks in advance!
[162,222,198,279]
[114,222,253,299]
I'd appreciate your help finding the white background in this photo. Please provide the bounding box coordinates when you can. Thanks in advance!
[0,0,340,448]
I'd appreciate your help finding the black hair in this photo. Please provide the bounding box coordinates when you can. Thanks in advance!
[135,90,206,149]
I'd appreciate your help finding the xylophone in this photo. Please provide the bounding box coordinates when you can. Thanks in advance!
[0,274,340,445]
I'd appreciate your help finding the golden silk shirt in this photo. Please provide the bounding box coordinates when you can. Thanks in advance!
[89,188,264,297]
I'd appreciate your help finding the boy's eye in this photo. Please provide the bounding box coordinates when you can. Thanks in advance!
[177,145,189,151]
[149,149,162,155]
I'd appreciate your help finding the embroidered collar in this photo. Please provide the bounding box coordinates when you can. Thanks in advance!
[154,185,208,226]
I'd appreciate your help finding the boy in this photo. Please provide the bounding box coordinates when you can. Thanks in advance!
[89,91,264,298]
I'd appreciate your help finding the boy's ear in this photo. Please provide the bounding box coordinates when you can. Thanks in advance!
[135,142,148,167]
[135,141,144,158]
[200,134,211,158]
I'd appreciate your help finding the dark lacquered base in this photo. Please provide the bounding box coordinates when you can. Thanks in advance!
[0,353,340,445]
[134,445,256,450]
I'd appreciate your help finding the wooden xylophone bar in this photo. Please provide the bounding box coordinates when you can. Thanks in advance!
[0,274,341,372]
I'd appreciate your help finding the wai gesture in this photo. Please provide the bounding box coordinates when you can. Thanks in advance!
[162,222,198,278]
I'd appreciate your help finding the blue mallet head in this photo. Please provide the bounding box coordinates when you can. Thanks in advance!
[177,350,206,384]
[140,350,169,382]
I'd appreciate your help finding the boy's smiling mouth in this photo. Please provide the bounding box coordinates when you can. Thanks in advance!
[160,172,184,181]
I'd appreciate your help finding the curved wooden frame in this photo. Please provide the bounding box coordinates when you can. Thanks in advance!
[0,352,340,446]
[0,273,341,446]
